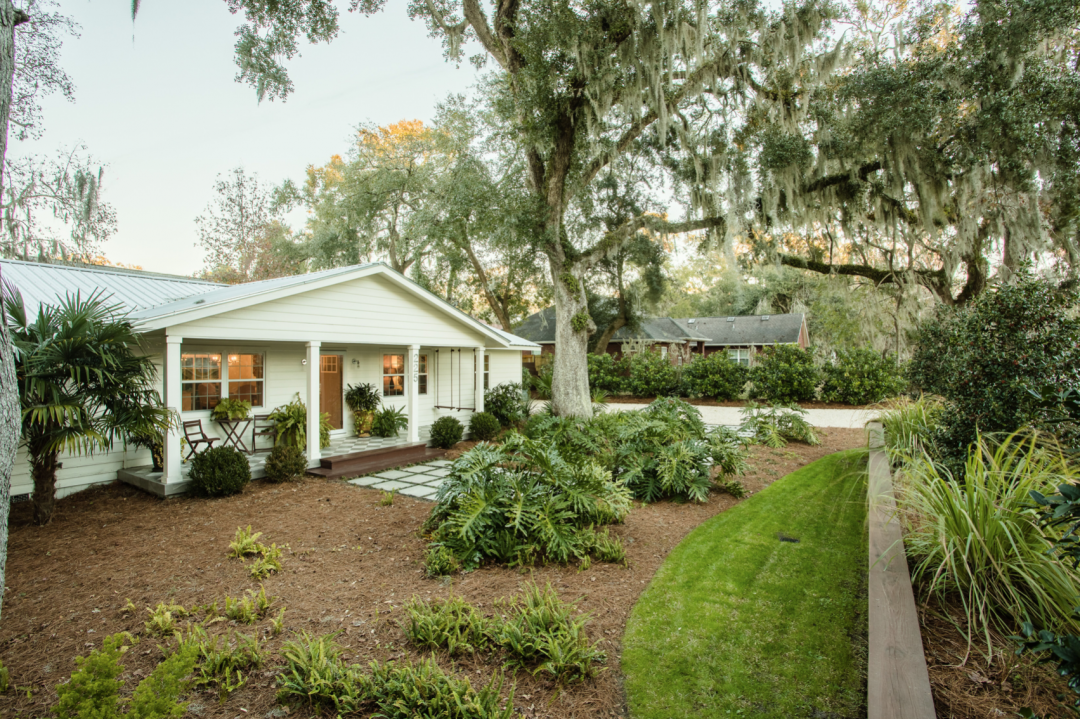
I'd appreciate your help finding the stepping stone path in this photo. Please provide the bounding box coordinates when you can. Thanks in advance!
[346,459,453,501]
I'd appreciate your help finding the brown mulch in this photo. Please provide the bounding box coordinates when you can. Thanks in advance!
[0,430,864,718]
[920,598,1077,718]
[602,395,868,409]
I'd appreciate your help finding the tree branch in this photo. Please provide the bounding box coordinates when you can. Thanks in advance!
[462,0,508,68]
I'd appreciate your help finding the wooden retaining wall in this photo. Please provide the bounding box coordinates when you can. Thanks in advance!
[866,422,937,718]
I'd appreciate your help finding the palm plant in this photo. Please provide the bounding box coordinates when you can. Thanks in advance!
[4,288,175,524]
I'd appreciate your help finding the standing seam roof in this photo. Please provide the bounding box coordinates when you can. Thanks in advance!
[0,259,222,315]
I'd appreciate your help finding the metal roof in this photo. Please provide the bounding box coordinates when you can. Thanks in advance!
[0,258,222,315]
[127,264,382,322]
[514,308,805,346]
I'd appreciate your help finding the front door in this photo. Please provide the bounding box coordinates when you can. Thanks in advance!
[320,354,344,430]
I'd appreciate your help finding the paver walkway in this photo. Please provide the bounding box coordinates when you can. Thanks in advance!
[346,459,453,500]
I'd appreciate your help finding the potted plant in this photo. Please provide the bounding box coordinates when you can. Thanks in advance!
[268,394,333,450]
[345,383,380,437]
[211,398,252,422]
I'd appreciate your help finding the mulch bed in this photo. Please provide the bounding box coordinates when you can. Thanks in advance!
[920,597,1077,718]
[0,430,865,718]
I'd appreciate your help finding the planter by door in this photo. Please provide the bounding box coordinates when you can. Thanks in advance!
[320,354,344,430]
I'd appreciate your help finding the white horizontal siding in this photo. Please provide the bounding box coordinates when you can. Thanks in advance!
[168,275,490,346]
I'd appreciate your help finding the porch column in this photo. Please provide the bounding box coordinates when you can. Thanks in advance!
[162,335,183,483]
[408,344,420,443]
[474,346,485,414]
[306,341,321,466]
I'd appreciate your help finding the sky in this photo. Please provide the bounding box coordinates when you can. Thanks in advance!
[12,0,483,275]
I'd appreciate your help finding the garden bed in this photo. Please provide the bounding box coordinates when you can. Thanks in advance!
[0,429,863,718]
[601,395,869,409]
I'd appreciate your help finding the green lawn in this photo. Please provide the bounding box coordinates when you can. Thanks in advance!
[622,449,869,719]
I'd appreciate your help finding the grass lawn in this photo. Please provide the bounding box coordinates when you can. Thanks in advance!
[621,449,869,719]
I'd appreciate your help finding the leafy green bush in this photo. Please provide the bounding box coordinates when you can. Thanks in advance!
[425,434,632,567]
[900,433,1080,647]
[819,347,907,405]
[682,352,748,400]
[625,350,682,397]
[269,394,332,449]
[469,411,501,441]
[908,269,1080,464]
[738,402,820,447]
[523,397,747,502]
[55,632,196,719]
[877,395,945,466]
[344,383,380,412]
[749,344,819,403]
[484,383,528,427]
[403,584,606,684]
[424,544,461,577]
[429,416,464,449]
[276,632,514,719]
[531,363,553,399]
[587,353,627,394]
[188,446,251,498]
[263,444,307,483]
[371,404,408,438]
[211,398,252,421]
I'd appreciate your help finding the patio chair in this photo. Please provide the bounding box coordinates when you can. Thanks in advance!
[251,414,277,453]
[182,420,219,459]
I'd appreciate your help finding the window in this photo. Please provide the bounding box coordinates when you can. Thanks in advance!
[484,354,490,390]
[383,354,405,396]
[182,353,222,411]
[728,348,751,367]
[418,354,428,395]
[228,353,265,407]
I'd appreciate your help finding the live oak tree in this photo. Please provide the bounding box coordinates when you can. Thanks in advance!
[140,0,842,416]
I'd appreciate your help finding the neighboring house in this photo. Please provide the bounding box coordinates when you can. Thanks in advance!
[514,308,808,370]
[3,259,538,499]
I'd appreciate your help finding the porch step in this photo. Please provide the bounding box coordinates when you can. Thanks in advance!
[309,442,447,479]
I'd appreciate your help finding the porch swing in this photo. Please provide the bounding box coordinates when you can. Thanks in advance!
[433,348,476,412]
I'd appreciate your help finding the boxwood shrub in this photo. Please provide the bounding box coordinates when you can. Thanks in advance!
[263,444,307,483]
[587,353,627,394]
[189,445,251,497]
[626,350,681,397]
[682,352,748,400]
[429,416,464,449]
[819,347,907,405]
[749,345,819,403]
[469,412,501,441]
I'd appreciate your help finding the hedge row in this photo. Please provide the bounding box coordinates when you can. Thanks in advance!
[584,345,906,405]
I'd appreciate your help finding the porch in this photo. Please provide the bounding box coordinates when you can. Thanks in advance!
[118,433,420,498]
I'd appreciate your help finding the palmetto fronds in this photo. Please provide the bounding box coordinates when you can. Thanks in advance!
[739,402,821,447]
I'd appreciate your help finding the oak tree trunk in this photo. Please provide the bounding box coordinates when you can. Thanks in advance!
[0,0,27,624]
[549,259,594,417]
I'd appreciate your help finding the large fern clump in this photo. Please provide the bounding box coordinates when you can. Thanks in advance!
[424,434,632,569]
[738,402,821,448]
[525,397,747,504]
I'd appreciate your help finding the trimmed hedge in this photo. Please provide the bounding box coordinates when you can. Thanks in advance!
[626,351,682,397]
[188,445,251,497]
[263,444,307,483]
[749,345,819,403]
[683,352,748,400]
[588,353,627,394]
[819,348,907,405]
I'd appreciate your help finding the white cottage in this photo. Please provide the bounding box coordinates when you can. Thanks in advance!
[3,259,539,498]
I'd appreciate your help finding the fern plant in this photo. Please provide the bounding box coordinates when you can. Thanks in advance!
[738,402,821,447]
[425,433,632,568]
[371,404,408,438]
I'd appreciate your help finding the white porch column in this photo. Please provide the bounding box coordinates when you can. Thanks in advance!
[408,344,420,443]
[162,336,183,483]
[306,341,321,466]
[474,346,485,414]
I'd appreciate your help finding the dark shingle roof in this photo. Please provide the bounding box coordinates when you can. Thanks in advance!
[514,308,805,346]
[670,314,805,346]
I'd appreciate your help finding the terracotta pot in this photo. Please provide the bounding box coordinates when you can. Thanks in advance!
[354,410,375,435]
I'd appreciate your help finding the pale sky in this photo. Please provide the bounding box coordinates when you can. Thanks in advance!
[12,0,482,275]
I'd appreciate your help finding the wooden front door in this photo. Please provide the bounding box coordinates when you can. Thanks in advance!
[320,354,344,430]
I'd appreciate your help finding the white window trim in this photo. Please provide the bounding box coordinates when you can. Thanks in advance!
[179,346,269,414]
[419,353,429,395]
[383,353,406,397]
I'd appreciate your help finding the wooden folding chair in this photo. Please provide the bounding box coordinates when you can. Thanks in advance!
[182,420,219,459]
